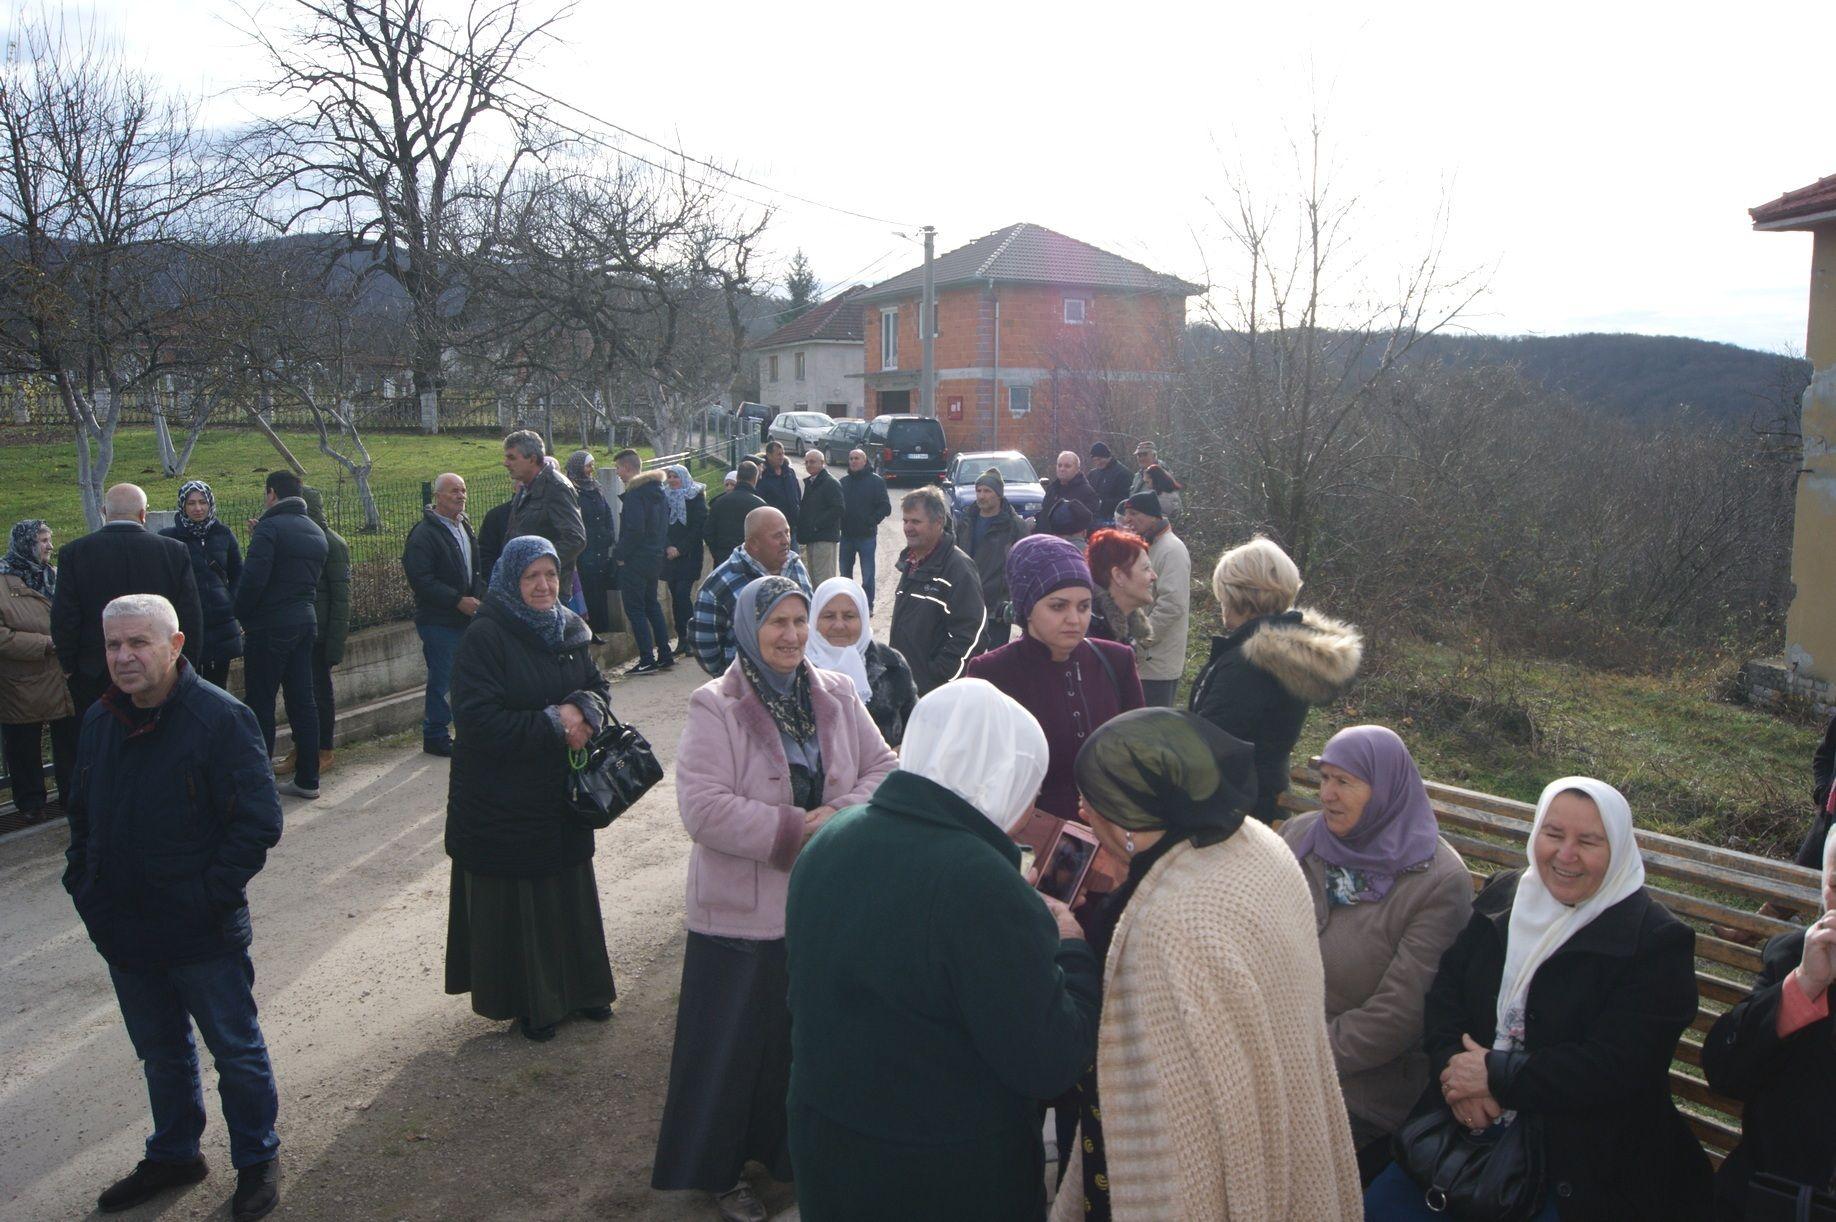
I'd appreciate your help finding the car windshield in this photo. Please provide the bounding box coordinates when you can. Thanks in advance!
[955,456,1036,484]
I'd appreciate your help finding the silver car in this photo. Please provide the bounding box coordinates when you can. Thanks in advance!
[766,410,838,455]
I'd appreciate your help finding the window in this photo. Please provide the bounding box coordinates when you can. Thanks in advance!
[881,308,899,369]
[1064,298,1087,325]
[794,403,808,413]
[1009,385,1032,416]
[795,351,806,381]
[825,402,849,417]
[768,354,779,382]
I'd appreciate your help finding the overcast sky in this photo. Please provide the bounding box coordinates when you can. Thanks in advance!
[45,0,1836,353]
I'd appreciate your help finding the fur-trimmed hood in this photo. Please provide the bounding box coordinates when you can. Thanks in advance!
[621,468,668,494]
[1238,609,1362,704]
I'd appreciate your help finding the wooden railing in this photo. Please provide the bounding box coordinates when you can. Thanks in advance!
[1282,761,1825,1166]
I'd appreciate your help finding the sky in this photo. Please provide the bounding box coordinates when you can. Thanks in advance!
[36,0,1836,353]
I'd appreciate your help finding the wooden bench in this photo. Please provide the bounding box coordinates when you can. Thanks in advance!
[1281,761,1826,1166]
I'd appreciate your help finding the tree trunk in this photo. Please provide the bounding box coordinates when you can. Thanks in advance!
[244,407,308,475]
[152,390,179,476]
[173,389,215,474]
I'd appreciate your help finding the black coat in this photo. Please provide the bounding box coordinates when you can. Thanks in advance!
[445,596,611,879]
[235,497,328,635]
[954,505,1026,611]
[158,521,243,667]
[664,491,707,583]
[52,522,203,678]
[704,486,765,569]
[1036,474,1100,528]
[839,468,891,539]
[62,663,283,970]
[507,464,587,591]
[402,509,484,630]
[889,541,986,696]
[1702,927,1836,1219]
[755,460,803,530]
[613,470,668,573]
[477,501,513,586]
[1417,872,1712,1222]
[577,484,616,577]
[1086,460,1133,519]
[862,641,918,748]
[798,468,844,543]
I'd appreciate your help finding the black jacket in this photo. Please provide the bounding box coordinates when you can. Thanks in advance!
[1086,460,1133,519]
[445,596,611,878]
[1188,610,1360,823]
[507,464,588,591]
[235,497,328,635]
[63,662,283,970]
[1036,473,1100,528]
[704,486,766,568]
[1702,927,1836,1220]
[839,468,892,539]
[613,469,669,572]
[402,509,484,630]
[954,504,1026,613]
[798,468,844,544]
[477,501,513,586]
[52,522,203,678]
[756,459,803,530]
[1417,872,1712,1222]
[158,521,243,667]
[890,540,986,696]
[862,641,918,748]
[664,490,708,583]
[577,483,616,577]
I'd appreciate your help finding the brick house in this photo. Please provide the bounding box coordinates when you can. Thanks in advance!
[855,222,1199,456]
[751,285,866,418]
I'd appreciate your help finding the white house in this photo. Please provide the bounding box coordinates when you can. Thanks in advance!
[751,285,865,418]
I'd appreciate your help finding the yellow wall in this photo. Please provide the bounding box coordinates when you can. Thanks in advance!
[1810,228,1836,371]
[1787,229,1836,680]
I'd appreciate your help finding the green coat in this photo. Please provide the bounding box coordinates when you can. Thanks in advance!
[785,769,1102,1222]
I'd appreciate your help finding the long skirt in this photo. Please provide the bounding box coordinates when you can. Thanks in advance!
[443,860,616,1029]
[651,932,794,1191]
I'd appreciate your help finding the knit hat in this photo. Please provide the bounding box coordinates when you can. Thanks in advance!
[1043,498,1094,537]
[1006,534,1093,624]
[975,467,1005,495]
[1089,441,1112,459]
[1124,490,1164,518]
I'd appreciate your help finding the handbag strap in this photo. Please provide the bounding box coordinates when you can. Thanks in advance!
[1083,640,1122,704]
[1799,1184,1814,1222]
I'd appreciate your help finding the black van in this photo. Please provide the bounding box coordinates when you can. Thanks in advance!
[865,414,949,482]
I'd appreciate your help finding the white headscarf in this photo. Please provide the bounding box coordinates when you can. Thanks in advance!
[805,577,873,698]
[900,679,1049,833]
[1495,776,1645,1052]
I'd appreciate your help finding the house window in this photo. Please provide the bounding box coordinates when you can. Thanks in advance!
[881,309,898,369]
[1009,385,1031,417]
[1064,298,1087,325]
[769,354,779,382]
[794,402,808,412]
[795,351,806,380]
[824,402,848,416]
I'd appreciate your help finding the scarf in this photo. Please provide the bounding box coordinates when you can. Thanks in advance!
[1,519,53,597]
[1289,724,1440,903]
[900,678,1049,832]
[732,575,819,751]
[804,577,873,698]
[174,480,217,542]
[486,535,568,648]
[1073,707,1254,861]
[662,463,702,526]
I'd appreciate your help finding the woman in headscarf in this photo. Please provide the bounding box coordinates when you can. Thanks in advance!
[655,576,896,1222]
[1364,778,1713,1221]
[805,576,915,747]
[1280,725,1473,1185]
[157,481,243,687]
[565,449,614,635]
[443,536,617,1042]
[786,679,1100,1222]
[1048,708,1363,1222]
[0,519,76,821]
[965,534,1143,821]
[661,463,708,660]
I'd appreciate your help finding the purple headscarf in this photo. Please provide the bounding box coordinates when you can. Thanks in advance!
[1005,534,1093,624]
[1289,724,1439,902]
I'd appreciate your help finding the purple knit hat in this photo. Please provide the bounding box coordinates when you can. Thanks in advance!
[1006,534,1093,624]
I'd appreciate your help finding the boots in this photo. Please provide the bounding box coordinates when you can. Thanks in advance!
[318,750,334,773]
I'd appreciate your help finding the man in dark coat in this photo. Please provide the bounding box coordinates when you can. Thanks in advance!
[64,593,284,1221]
[889,486,986,695]
[1085,441,1132,522]
[797,449,844,587]
[611,449,672,674]
[566,450,617,637]
[235,471,328,800]
[954,467,1025,656]
[1034,450,1101,533]
[52,482,202,717]
[702,459,765,567]
[274,487,351,782]
[754,441,803,534]
[838,449,891,606]
[475,498,513,588]
[501,429,587,594]
[401,473,483,756]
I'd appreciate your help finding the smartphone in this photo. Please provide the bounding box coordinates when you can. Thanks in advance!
[1035,824,1099,904]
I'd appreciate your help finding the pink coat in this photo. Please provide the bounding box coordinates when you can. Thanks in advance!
[676,663,897,938]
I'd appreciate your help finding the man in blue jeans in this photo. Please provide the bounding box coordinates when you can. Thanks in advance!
[65,594,285,1220]
[401,473,483,755]
[235,471,327,799]
[838,449,891,606]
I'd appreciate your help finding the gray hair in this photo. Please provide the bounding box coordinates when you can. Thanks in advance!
[503,429,546,461]
[102,483,148,520]
[901,485,950,524]
[103,593,179,637]
[432,472,465,493]
[804,449,826,468]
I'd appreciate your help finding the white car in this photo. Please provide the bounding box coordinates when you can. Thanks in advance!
[765,410,837,455]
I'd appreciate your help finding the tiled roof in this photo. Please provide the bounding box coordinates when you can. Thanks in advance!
[752,285,867,348]
[1751,174,1836,229]
[857,223,1202,303]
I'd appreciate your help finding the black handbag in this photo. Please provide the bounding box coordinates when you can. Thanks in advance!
[565,713,663,829]
[1393,1103,1546,1222]
[1747,1174,1836,1222]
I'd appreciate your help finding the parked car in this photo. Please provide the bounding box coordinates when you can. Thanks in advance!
[816,417,872,466]
[865,414,949,483]
[738,401,775,442]
[946,451,1045,519]
[767,410,838,455]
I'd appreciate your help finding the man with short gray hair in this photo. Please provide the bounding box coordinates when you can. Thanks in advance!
[402,473,483,755]
[890,486,985,694]
[502,430,586,594]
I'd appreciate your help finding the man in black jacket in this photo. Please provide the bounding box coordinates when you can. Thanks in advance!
[1086,442,1132,522]
[703,459,765,567]
[1034,451,1101,533]
[798,449,844,586]
[51,483,202,717]
[502,430,587,594]
[65,593,284,1221]
[889,486,986,695]
[476,498,513,587]
[755,440,802,534]
[236,471,328,799]
[838,449,892,606]
[401,473,483,756]
[611,449,672,675]
[954,468,1026,656]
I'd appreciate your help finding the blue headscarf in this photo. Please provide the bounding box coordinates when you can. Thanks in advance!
[662,463,702,526]
[488,535,568,648]
[174,480,217,542]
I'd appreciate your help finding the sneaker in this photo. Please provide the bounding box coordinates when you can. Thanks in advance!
[276,780,320,800]
[98,1157,209,1212]
[422,739,454,757]
[230,1159,280,1222]
[629,660,662,676]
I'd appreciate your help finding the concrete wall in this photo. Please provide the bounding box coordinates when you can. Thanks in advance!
[1786,364,1836,685]
[757,342,862,417]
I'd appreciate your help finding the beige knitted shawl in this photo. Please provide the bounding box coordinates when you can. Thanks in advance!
[1053,822,1363,1221]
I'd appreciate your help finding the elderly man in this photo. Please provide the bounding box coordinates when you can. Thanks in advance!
[1130,440,1174,493]
[236,471,327,800]
[502,429,586,594]
[1118,491,1192,707]
[839,449,892,606]
[799,448,845,587]
[402,473,483,756]
[1035,450,1099,534]
[65,594,284,1221]
[889,486,985,695]
[51,483,202,717]
[688,506,813,675]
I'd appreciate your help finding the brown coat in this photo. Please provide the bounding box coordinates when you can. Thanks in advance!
[0,573,74,724]
[1281,810,1473,1147]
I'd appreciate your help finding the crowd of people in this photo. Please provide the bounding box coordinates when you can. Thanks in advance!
[10,423,1836,1222]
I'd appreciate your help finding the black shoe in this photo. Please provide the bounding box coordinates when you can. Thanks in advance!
[673,642,693,659]
[578,1003,613,1021]
[231,1159,280,1222]
[98,1157,209,1212]
[520,1018,557,1041]
[629,660,662,676]
[422,738,454,757]
[655,658,675,672]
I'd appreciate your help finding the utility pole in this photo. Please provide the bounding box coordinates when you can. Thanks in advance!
[920,225,936,418]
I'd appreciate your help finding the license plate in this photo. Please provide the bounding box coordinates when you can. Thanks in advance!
[908,452,929,459]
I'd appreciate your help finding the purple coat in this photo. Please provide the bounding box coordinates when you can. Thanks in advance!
[963,633,1143,821]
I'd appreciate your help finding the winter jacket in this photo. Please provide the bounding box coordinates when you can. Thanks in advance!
[860,641,918,749]
[675,661,896,939]
[1086,460,1133,520]
[51,522,202,679]
[234,497,328,637]
[158,520,243,668]
[664,489,707,583]
[402,508,483,631]
[445,596,611,879]
[576,482,616,577]
[1415,871,1712,1222]
[1702,927,1836,1221]
[1281,811,1473,1146]
[889,540,987,696]
[62,661,283,971]
[797,468,845,544]
[0,573,75,723]
[954,504,1027,614]
[613,469,669,574]
[476,500,513,587]
[1135,524,1191,683]
[301,489,352,664]
[755,458,803,531]
[1087,586,1152,651]
[786,769,1101,1222]
[839,468,892,539]
[1189,610,1361,823]
[507,463,587,592]
[1036,474,1100,530]
[703,485,766,569]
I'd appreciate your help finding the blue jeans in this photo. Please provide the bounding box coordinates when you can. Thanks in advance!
[619,566,670,666]
[840,534,878,606]
[1363,1161,1559,1221]
[418,623,465,743]
[243,625,319,788]
[108,950,280,1170]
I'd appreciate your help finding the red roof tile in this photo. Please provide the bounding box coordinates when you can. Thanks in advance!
[752,285,867,348]
[857,223,1202,303]
[1751,174,1836,229]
